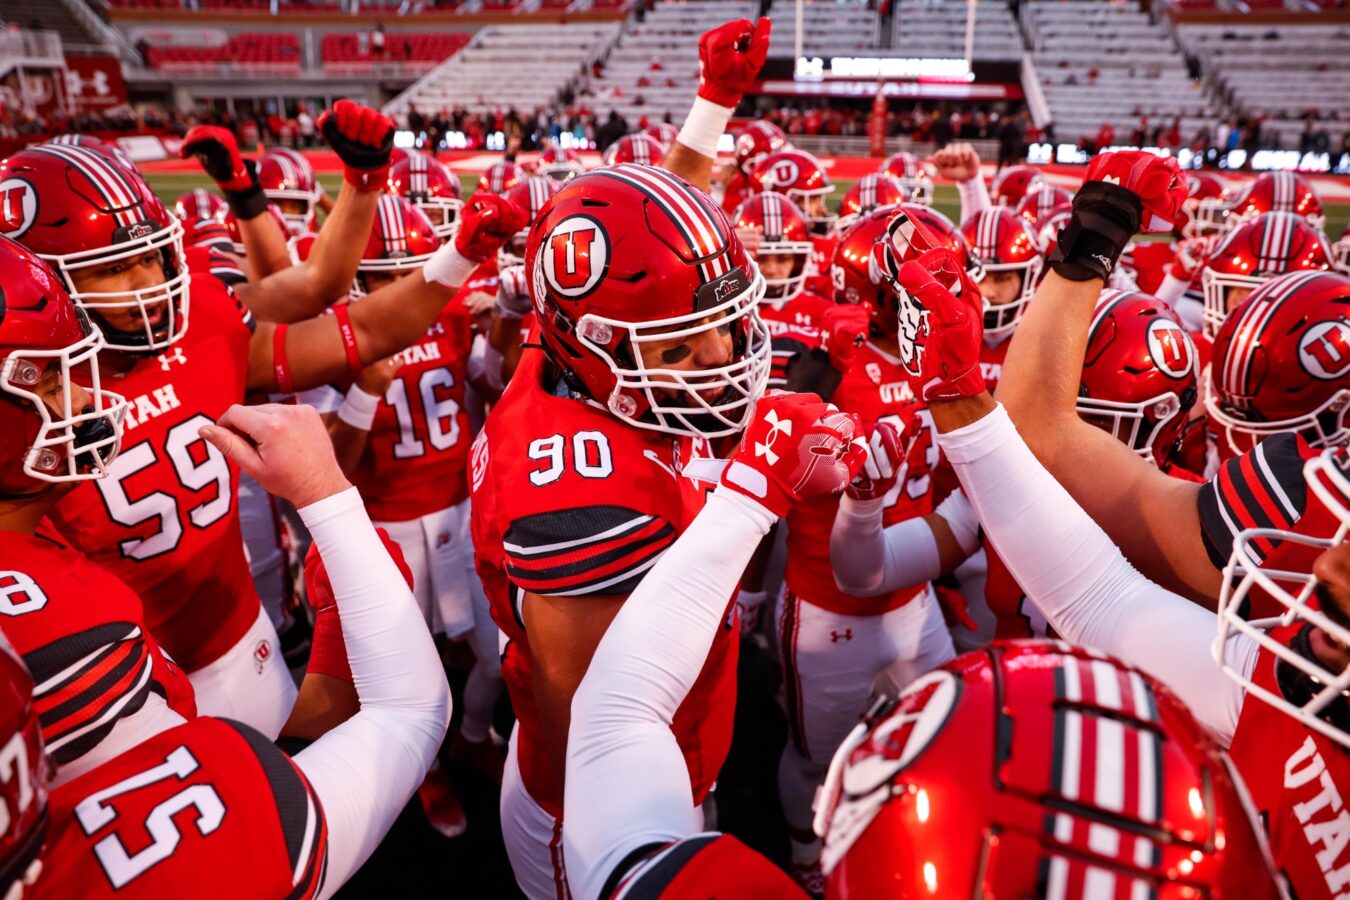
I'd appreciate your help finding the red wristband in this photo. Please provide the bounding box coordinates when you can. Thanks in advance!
[306,605,353,684]
[272,324,293,393]
[332,304,365,376]
[344,163,390,193]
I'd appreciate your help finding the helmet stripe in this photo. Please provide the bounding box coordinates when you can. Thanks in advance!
[33,144,139,228]
[376,195,407,254]
[597,165,729,280]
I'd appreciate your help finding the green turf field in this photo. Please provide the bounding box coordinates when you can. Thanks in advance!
[143,173,1350,244]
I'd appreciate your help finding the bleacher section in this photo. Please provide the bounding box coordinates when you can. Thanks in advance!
[765,1,880,55]
[1175,20,1350,146]
[4,0,107,49]
[321,32,471,75]
[384,22,619,118]
[1023,0,1216,143]
[145,32,301,74]
[892,0,1022,61]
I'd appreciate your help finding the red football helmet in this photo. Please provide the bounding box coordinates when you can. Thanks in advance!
[480,160,523,196]
[1210,171,1325,236]
[837,174,908,233]
[0,143,190,352]
[172,189,228,225]
[734,120,789,176]
[352,195,441,297]
[386,154,462,240]
[961,208,1043,341]
[834,204,971,335]
[46,133,136,170]
[602,134,666,168]
[1333,223,1350,276]
[524,164,770,439]
[223,204,290,257]
[499,175,563,270]
[643,122,679,149]
[538,144,584,182]
[0,237,126,493]
[1077,290,1199,467]
[257,148,320,235]
[1012,184,1073,232]
[750,150,835,235]
[732,191,815,302]
[1207,269,1350,456]
[0,630,49,897]
[877,152,933,206]
[1180,171,1227,238]
[1200,211,1333,340]
[990,165,1045,208]
[815,642,1281,898]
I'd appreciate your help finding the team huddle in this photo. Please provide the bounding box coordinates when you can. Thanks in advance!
[0,13,1345,900]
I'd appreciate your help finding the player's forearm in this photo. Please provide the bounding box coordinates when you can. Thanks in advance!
[830,493,979,596]
[237,212,293,279]
[327,417,373,476]
[566,490,776,898]
[956,174,991,224]
[996,270,1101,455]
[664,97,736,193]
[350,273,459,363]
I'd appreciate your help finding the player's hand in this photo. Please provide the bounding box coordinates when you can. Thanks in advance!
[495,264,533,320]
[181,125,256,193]
[199,403,351,509]
[847,420,903,501]
[719,391,866,518]
[1082,150,1186,234]
[929,142,980,183]
[735,589,767,639]
[893,249,986,403]
[820,303,869,372]
[318,99,397,192]
[454,192,530,261]
[935,583,979,632]
[355,355,401,395]
[697,18,772,109]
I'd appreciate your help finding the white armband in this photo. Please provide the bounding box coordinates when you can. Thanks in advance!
[676,97,734,159]
[336,384,381,431]
[423,243,478,289]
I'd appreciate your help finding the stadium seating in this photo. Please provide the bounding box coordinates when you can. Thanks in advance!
[1174,20,1350,146]
[384,22,620,118]
[892,0,1023,61]
[145,32,302,74]
[321,32,471,66]
[1023,0,1218,145]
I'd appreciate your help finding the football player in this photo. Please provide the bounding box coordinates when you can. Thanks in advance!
[2,100,525,738]
[885,225,1347,900]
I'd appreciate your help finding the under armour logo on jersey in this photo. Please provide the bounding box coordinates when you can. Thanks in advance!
[755,409,792,465]
[829,629,853,643]
[157,347,187,371]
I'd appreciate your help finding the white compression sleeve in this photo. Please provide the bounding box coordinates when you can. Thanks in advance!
[939,404,1255,746]
[830,490,981,596]
[292,488,452,898]
[957,175,992,224]
[565,489,776,900]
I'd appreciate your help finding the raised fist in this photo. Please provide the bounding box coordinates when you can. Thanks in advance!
[820,303,870,372]
[318,99,396,191]
[698,18,772,109]
[847,420,904,501]
[929,142,981,183]
[454,192,530,262]
[893,249,986,403]
[181,125,255,194]
[719,391,866,518]
[1083,150,1186,234]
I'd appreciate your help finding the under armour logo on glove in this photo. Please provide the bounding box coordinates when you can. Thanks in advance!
[719,391,867,518]
[754,408,792,465]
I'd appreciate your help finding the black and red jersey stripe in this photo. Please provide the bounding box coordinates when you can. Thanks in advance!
[503,505,677,598]
[1198,432,1311,568]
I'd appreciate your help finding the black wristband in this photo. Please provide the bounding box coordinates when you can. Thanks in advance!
[224,183,268,221]
[1048,181,1142,283]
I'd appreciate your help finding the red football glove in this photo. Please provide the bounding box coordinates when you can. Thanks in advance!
[1083,150,1187,234]
[820,303,870,372]
[697,18,772,108]
[719,391,867,518]
[303,527,413,684]
[935,583,979,633]
[454,192,530,262]
[180,125,254,193]
[846,420,904,501]
[894,249,986,403]
[318,99,396,192]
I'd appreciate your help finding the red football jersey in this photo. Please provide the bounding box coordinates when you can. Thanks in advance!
[0,531,196,770]
[36,717,327,899]
[1124,240,1177,294]
[805,233,836,299]
[1228,626,1350,900]
[48,261,262,672]
[979,335,1012,396]
[470,349,737,817]
[721,171,752,215]
[785,342,939,615]
[610,834,807,899]
[348,305,474,522]
[759,291,830,388]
